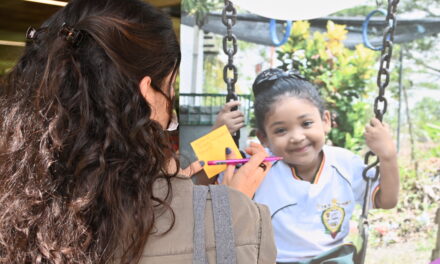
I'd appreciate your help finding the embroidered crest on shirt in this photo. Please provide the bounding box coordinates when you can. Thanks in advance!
[319,199,347,238]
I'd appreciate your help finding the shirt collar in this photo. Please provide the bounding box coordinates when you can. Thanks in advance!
[290,153,326,184]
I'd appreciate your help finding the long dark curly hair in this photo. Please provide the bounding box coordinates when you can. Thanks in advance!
[0,0,180,263]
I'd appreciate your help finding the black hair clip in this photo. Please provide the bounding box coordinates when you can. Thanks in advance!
[254,68,307,88]
[252,68,309,96]
[253,68,283,88]
[25,27,38,40]
[283,69,307,81]
[59,23,84,46]
[25,26,48,42]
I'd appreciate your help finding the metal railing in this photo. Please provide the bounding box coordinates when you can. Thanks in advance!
[179,93,252,126]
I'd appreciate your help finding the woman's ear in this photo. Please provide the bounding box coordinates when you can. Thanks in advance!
[139,76,161,125]
[139,75,171,129]
[323,110,332,134]
[139,76,154,104]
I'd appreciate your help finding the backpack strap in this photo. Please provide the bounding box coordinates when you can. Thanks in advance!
[193,185,209,264]
[209,185,237,264]
[192,185,237,264]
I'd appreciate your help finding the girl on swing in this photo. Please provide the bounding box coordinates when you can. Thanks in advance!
[247,68,400,263]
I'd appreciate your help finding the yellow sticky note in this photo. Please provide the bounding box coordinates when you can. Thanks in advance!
[190,125,242,178]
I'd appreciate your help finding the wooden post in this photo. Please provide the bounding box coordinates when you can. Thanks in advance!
[432,208,440,261]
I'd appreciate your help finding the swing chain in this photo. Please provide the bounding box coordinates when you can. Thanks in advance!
[221,0,238,96]
[375,0,399,121]
[222,0,240,146]
[358,1,399,264]
[363,0,399,183]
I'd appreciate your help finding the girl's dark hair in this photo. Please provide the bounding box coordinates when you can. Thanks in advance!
[252,68,325,135]
[0,0,180,263]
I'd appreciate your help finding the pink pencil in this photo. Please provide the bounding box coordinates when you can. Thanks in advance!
[207,156,283,165]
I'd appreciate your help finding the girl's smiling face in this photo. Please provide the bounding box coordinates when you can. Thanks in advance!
[257,96,331,171]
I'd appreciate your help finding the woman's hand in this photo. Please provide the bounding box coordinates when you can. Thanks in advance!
[212,101,245,134]
[222,142,271,198]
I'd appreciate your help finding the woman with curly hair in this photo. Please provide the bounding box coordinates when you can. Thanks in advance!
[0,0,276,263]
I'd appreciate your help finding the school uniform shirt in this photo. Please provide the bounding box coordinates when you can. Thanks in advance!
[253,145,380,263]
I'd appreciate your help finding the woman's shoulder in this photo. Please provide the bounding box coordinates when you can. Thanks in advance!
[156,174,196,186]
[226,186,255,206]
[144,180,276,263]
[220,186,277,263]
[154,176,268,221]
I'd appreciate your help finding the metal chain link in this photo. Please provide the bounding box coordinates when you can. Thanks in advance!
[358,1,399,263]
[374,1,398,121]
[222,0,240,146]
[363,0,399,189]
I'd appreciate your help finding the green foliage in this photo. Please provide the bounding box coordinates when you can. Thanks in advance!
[203,37,260,95]
[276,21,377,149]
[343,102,371,151]
[181,0,222,27]
[333,4,379,16]
[412,97,440,141]
[0,61,14,76]
[203,53,226,94]
[328,1,440,261]
[365,158,439,257]
[395,0,440,17]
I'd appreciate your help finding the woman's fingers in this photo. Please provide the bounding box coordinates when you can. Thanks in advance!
[248,142,272,176]
[180,160,205,178]
[231,142,271,197]
[244,142,267,157]
[222,147,237,185]
[242,143,266,168]
[246,143,272,177]
[221,142,272,198]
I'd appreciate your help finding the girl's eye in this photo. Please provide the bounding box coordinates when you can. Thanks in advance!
[303,121,313,127]
[274,127,287,134]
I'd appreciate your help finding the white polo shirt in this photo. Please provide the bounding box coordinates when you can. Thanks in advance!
[253,145,380,262]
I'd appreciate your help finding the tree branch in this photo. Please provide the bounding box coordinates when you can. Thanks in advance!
[403,46,440,74]
[402,2,440,17]
[412,57,440,74]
